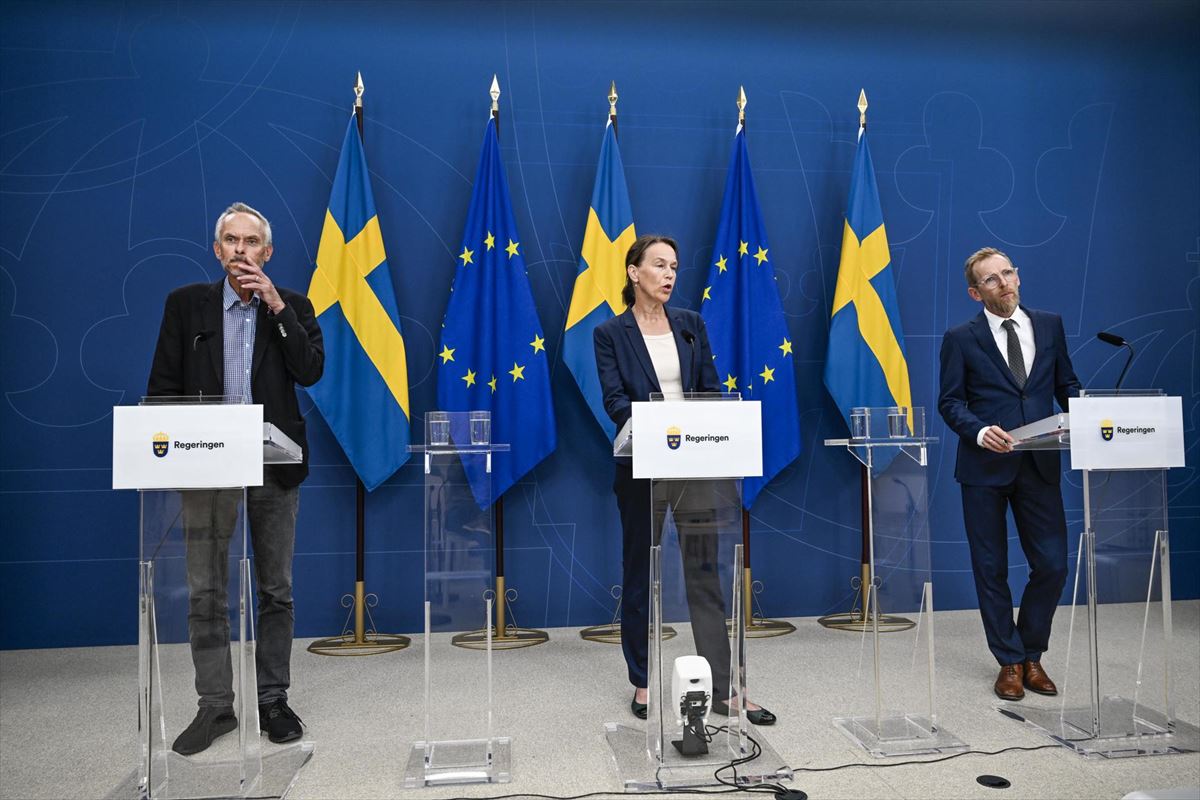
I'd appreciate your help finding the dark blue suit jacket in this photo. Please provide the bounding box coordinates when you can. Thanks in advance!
[594,307,721,460]
[938,307,1080,486]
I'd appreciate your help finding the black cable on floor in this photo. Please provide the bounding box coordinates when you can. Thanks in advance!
[462,741,1066,800]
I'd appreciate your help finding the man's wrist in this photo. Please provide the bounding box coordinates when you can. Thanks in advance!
[976,426,990,447]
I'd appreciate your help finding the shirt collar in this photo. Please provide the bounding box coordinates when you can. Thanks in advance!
[984,304,1029,335]
[222,279,260,311]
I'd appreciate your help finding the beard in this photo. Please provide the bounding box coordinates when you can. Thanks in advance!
[985,289,1019,317]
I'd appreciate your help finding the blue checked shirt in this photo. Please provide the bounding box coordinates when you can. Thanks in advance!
[222,280,259,404]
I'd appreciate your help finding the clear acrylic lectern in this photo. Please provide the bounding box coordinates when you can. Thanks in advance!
[1003,390,1199,758]
[403,411,513,787]
[126,397,313,800]
[823,406,967,757]
[605,393,793,790]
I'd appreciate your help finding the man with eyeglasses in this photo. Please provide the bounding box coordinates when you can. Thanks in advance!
[937,247,1080,702]
[147,202,324,754]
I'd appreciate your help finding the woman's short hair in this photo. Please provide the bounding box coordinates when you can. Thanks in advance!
[621,234,678,307]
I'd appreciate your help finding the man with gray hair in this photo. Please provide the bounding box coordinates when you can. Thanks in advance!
[147,202,324,755]
[938,247,1080,702]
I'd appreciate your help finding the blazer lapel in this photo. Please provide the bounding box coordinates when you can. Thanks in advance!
[667,308,695,393]
[969,312,1021,391]
[620,309,661,393]
[251,300,270,380]
[203,281,224,388]
[1024,307,1051,384]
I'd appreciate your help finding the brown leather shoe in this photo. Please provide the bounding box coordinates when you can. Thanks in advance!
[994,663,1025,700]
[1023,660,1058,696]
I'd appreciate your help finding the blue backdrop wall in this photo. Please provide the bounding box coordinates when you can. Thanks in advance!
[2,0,1197,649]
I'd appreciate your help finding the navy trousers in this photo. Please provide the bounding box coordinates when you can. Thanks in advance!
[961,453,1069,667]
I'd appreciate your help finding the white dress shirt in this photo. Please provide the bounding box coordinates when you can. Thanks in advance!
[977,306,1035,446]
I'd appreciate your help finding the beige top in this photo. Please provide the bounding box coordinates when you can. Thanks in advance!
[642,332,683,398]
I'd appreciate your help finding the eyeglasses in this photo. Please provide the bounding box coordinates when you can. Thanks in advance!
[975,267,1018,290]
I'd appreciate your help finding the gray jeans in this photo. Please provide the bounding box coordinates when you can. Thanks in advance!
[181,471,298,709]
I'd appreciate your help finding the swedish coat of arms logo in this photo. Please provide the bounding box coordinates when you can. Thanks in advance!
[666,426,681,450]
[152,431,170,458]
[1100,419,1114,442]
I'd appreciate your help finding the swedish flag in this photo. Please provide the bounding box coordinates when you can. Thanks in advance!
[824,129,912,437]
[307,115,411,491]
[701,125,801,508]
[563,120,636,441]
[437,118,556,506]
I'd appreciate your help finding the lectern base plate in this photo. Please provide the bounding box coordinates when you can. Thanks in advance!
[833,714,967,758]
[604,722,792,791]
[999,696,1200,758]
[403,737,511,787]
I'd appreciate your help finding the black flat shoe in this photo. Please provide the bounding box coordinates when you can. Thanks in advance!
[630,694,648,720]
[711,699,777,726]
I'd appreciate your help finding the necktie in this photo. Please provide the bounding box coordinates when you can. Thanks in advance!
[1001,319,1027,388]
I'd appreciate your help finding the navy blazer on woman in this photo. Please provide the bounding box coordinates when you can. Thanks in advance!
[938,306,1080,487]
[594,306,721,448]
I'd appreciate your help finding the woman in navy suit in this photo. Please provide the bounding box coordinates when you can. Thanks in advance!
[593,234,775,725]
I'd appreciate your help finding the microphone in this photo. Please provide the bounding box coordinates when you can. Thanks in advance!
[681,331,699,393]
[193,330,216,351]
[1096,330,1135,394]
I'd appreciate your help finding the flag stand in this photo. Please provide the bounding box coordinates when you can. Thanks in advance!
[307,74,409,657]
[739,510,796,637]
[309,479,411,655]
[453,496,549,649]
[818,465,914,632]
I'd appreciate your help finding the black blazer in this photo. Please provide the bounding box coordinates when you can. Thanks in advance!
[147,279,324,487]
[594,306,721,461]
[937,306,1080,487]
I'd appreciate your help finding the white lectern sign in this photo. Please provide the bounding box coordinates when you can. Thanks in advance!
[113,404,264,489]
[1068,396,1184,471]
[631,400,762,479]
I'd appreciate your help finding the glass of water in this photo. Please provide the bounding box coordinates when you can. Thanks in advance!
[469,411,491,446]
[850,407,870,439]
[427,411,450,447]
[887,407,909,438]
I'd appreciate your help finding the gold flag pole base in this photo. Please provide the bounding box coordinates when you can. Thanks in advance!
[727,566,798,638]
[580,586,678,643]
[307,580,410,656]
[452,575,550,650]
[817,565,914,632]
[744,617,797,638]
[579,623,679,644]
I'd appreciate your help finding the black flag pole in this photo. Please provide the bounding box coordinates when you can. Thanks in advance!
[452,75,547,650]
[309,72,410,656]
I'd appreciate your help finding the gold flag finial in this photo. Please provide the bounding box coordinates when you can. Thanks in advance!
[354,71,364,108]
[737,85,747,123]
[858,89,868,128]
[490,74,501,113]
[608,80,618,117]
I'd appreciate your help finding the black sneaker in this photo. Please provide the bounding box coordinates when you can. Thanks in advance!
[172,707,237,755]
[259,699,304,744]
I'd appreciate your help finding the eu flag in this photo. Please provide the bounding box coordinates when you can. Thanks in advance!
[701,125,801,508]
[563,120,636,441]
[823,129,912,441]
[437,118,557,506]
[307,115,410,491]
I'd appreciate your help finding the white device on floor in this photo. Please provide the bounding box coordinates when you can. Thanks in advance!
[671,655,712,727]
